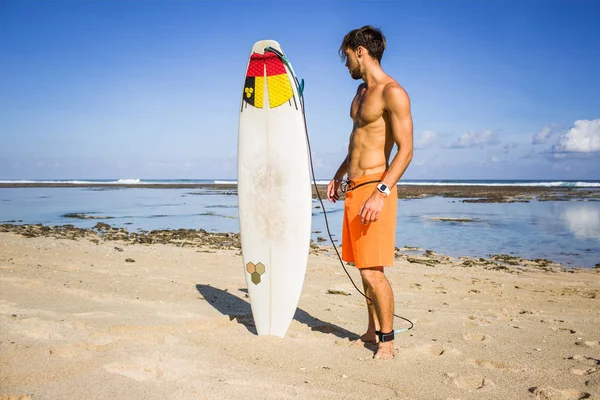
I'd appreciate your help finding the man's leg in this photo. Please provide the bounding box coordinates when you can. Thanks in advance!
[360,267,395,359]
[359,279,380,344]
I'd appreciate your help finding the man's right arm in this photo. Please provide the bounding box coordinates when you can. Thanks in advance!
[333,155,348,181]
[327,156,348,203]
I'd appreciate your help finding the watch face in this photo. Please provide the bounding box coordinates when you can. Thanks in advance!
[378,183,389,194]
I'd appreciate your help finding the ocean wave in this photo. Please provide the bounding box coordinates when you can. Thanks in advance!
[0,179,142,185]
[1,179,598,188]
[0,180,103,184]
[394,181,600,187]
[116,179,141,184]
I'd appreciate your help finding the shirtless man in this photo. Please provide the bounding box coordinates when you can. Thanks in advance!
[327,26,413,360]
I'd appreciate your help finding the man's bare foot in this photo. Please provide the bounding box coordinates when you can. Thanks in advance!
[358,331,379,344]
[374,341,394,360]
[352,331,378,345]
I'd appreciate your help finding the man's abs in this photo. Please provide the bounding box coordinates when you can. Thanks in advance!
[347,120,392,179]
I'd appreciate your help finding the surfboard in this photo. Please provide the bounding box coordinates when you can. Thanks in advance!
[237,40,312,337]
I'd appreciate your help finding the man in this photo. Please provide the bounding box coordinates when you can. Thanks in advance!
[326,26,413,360]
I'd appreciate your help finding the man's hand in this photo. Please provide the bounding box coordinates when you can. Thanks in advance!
[327,179,342,203]
[359,191,386,224]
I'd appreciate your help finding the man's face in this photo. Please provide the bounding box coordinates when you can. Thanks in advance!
[344,48,362,80]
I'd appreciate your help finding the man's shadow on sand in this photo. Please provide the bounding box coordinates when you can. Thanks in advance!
[195,284,359,341]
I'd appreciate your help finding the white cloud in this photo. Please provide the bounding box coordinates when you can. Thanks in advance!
[553,119,600,153]
[532,123,561,145]
[414,131,437,149]
[451,130,500,149]
[503,141,518,153]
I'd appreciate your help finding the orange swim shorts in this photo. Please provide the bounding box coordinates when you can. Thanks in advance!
[341,172,398,269]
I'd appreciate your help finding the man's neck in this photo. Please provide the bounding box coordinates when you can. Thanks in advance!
[361,65,386,87]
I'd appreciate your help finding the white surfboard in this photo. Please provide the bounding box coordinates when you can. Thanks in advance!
[237,40,312,337]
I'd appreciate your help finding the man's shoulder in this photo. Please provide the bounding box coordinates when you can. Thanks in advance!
[382,79,406,96]
[382,79,410,111]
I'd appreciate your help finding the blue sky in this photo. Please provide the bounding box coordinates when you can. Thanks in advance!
[1,0,599,180]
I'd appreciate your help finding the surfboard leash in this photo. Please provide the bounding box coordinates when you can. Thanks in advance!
[264,46,414,335]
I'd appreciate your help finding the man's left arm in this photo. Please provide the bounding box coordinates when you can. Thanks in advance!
[359,84,413,224]
[380,84,413,188]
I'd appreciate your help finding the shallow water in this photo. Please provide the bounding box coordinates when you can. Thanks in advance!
[1,187,598,268]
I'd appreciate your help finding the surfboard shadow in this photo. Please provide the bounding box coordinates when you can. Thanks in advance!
[195,284,359,340]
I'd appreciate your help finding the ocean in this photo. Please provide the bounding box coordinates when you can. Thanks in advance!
[0,179,599,268]
[1,178,600,187]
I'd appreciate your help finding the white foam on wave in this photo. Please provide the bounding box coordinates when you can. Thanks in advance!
[0,179,598,188]
[0,180,102,184]
[116,178,141,184]
[0,179,142,184]
[571,182,600,187]
[398,181,600,187]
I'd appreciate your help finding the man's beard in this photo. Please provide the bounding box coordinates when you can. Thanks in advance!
[350,69,361,80]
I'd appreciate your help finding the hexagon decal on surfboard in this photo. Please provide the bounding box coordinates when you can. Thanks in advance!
[246,261,266,285]
[242,52,295,110]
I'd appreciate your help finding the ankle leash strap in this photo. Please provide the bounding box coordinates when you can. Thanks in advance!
[376,330,395,342]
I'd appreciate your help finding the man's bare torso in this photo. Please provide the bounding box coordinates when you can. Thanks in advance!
[347,78,400,179]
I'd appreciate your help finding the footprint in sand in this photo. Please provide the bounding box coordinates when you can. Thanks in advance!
[463,315,492,328]
[575,340,599,348]
[571,367,599,376]
[415,343,445,356]
[568,355,600,376]
[529,386,591,400]
[104,360,164,382]
[444,372,493,391]
[568,355,600,366]
[463,332,490,342]
[470,359,521,371]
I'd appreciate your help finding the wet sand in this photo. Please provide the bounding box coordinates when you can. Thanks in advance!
[1,226,599,399]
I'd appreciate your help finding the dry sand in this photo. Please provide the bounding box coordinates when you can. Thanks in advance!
[1,232,599,399]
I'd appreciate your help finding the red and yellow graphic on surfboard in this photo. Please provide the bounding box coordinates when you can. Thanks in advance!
[243,52,294,109]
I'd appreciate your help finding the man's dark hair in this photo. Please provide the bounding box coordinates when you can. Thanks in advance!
[339,25,386,63]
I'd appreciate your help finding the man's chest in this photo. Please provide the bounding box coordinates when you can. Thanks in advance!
[351,90,385,126]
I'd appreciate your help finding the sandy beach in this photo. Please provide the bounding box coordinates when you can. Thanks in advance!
[1,228,599,400]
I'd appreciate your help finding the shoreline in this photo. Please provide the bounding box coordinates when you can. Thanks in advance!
[1,183,599,203]
[2,222,598,271]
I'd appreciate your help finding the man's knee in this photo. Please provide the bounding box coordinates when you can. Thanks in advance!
[360,267,385,288]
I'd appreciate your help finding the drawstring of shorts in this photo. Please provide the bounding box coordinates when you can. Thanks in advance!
[339,179,381,193]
